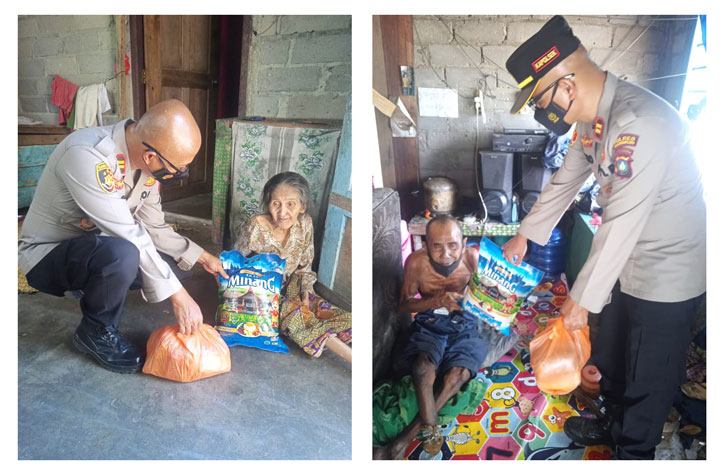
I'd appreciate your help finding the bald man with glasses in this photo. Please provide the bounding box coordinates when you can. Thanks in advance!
[19,99,228,374]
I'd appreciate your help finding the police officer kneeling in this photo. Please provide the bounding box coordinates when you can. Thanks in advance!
[19,99,228,374]
[501,16,705,459]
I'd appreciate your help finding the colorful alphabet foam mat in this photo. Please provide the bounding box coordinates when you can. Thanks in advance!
[404,274,613,460]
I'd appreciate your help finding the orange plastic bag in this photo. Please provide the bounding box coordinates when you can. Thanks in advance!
[529,317,591,395]
[142,324,231,382]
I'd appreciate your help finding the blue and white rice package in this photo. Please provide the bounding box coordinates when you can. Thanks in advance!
[461,237,544,335]
[214,250,289,354]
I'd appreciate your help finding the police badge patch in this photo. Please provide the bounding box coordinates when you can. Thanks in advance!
[95,163,122,193]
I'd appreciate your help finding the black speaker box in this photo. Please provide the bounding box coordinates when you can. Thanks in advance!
[478,151,515,224]
[515,153,553,217]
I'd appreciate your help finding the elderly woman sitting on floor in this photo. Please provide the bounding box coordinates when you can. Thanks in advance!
[234,171,352,362]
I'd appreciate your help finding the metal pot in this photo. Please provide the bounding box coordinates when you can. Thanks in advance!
[423,176,457,215]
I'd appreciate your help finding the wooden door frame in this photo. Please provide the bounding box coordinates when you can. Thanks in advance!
[128,15,221,202]
[373,15,421,221]
[129,15,146,120]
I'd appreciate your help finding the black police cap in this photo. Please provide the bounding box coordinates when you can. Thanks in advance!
[506,16,581,114]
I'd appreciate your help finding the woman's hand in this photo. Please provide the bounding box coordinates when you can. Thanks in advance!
[300,290,310,309]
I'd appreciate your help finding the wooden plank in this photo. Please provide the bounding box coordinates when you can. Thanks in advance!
[18,135,66,146]
[328,192,351,213]
[18,125,70,135]
[237,16,253,116]
[374,15,420,221]
[317,205,351,288]
[115,15,128,120]
[143,15,163,107]
[129,15,146,120]
[332,215,352,300]
[161,69,211,89]
[331,99,352,198]
[18,166,44,189]
[392,137,421,220]
[373,16,396,190]
[18,145,55,166]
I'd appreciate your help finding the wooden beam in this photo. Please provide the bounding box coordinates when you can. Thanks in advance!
[129,15,146,120]
[238,15,253,116]
[115,15,128,120]
[373,15,421,221]
[161,69,211,89]
[143,15,163,107]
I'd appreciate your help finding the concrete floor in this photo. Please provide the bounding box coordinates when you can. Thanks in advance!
[18,194,352,460]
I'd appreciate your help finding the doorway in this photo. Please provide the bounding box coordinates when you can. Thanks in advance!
[129,15,246,207]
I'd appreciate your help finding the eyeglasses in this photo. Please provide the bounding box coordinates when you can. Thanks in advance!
[142,141,189,178]
[527,73,575,110]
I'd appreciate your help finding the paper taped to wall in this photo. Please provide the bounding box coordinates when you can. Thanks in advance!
[418,87,459,118]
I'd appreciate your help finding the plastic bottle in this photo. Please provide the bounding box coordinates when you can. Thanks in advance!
[526,227,567,276]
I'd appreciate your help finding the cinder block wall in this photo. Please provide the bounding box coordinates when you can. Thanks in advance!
[18,15,119,125]
[246,15,351,120]
[413,15,693,198]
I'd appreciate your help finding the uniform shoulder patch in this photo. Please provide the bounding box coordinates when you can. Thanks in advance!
[593,117,605,141]
[144,176,157,187]
[116,154,127,175]
[569,128,578,147]
[614,148,634,180]
[95,162,123,193]
[613,133,639,149]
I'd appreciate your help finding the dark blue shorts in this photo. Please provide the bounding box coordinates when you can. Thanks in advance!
[401,309,489,379]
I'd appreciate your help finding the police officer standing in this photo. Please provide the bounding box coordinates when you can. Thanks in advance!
[501,16,706,459]
[19,99,228,374]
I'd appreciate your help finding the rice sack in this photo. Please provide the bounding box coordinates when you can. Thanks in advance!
[215,250,290,354]
[461,237,544,335]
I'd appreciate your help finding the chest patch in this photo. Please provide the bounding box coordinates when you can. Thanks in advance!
[581,134,594,148]
[95,163,123,193]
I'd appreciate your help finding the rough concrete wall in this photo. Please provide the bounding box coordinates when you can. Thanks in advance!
[245,15,351,120]
[18,15,120,126]
[413,15,688,198]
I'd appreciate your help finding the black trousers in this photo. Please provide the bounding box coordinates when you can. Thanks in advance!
[591,282,702,460]
[25,235,191,329]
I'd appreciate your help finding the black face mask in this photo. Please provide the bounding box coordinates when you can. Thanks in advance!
[150,166,189,182]
[533,84,574,136]
[143,141,190,182]
[429,253,463,278]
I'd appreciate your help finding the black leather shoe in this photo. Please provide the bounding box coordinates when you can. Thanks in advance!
[72,319,144,374]
[564,414,614,447]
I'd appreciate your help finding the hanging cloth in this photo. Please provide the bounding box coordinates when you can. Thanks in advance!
[50,75,78,126]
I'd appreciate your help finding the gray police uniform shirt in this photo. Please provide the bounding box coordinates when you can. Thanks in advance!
[518,72,706,313]
[18,119,204,303]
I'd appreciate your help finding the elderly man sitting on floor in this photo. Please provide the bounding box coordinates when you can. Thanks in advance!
[374,215,489,460]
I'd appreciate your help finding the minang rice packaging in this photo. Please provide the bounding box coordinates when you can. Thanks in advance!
[214,250,290,354]
[462,237,544,335]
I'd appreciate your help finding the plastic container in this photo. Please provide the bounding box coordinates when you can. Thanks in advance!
[527,227,567,276]
[581,365,602,398]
